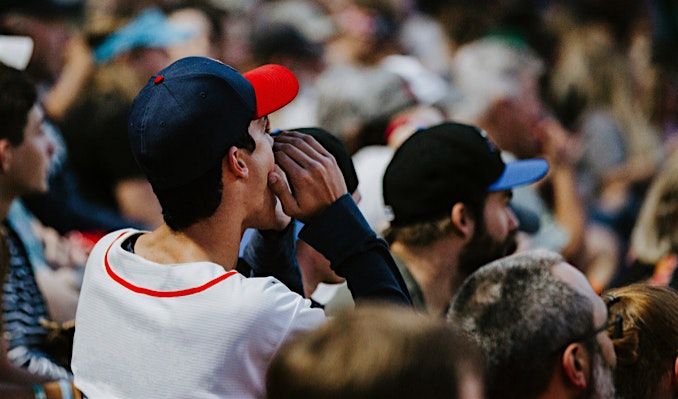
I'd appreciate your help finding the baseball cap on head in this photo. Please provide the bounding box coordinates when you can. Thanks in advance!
[383,122,548,227]
[128,56,299,190]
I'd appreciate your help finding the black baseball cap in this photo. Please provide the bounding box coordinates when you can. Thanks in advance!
[383,122,548,227]
[128,56,299,190]
[293,127,359,194]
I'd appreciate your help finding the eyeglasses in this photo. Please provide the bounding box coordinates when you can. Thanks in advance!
[553,296,624,354]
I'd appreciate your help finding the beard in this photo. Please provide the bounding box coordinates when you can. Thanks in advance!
[588,347,616,399]
[457,222,518,277]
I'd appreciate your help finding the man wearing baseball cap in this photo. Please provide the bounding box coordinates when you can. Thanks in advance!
[383,122,548,316]
[71,57,410,398]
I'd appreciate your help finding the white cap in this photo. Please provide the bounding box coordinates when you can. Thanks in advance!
[0,36,34,70]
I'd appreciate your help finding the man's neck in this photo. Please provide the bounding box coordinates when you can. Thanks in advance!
[390,236,462,316]
[134,214,243,271]
[0,187,17,220]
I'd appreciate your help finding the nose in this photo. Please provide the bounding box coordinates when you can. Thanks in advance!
[43,126,56,159]
[507,207,519,231]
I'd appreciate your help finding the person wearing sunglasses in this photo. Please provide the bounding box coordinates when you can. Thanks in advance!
[604,284,678,399]
[449,249,617,399]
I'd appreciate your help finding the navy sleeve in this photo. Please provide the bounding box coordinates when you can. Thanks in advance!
[299,194,412,306]
[241,221,304,296]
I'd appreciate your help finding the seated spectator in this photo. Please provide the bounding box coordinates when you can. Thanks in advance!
[72,57,409,399]
[0,63,78,397]
[62,8,193,228]
[267,305,484,399]
[604,284,678,399]
[1,0,140,235]
[239,127,360,312]
[382,122,548,315]
[449,250,617,399]
[451,38,586,265]
[288,128,359,310]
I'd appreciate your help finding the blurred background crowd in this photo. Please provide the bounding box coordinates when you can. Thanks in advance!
[0,0,677,397]
[2,0,678,314]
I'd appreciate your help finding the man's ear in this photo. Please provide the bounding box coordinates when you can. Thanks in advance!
[451,203,475,239]
[0,139,13,174]
[225,147,248,178]
[562,343,591,391]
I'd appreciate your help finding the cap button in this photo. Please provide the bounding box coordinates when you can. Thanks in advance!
[154,75,165,85]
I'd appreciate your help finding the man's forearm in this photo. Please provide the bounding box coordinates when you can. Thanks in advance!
[299,195,412,305]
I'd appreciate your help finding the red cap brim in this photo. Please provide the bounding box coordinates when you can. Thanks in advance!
[243,64,299,119]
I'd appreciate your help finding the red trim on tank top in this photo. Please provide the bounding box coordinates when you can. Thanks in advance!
[104,232,237,297]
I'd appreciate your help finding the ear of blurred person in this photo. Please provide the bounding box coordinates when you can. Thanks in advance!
[266,304,484,399]
[604,284,678,399]
[449,250,616,399]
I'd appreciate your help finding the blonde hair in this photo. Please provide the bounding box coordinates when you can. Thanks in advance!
[551,25,661,171]
[631,154,678,263]
[604,284,678,399]
[383,215,454,246]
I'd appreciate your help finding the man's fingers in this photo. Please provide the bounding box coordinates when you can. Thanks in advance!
[273,141,322,170]
[268,167,300,217]
[276,131,333,159]
[274,150,304,175]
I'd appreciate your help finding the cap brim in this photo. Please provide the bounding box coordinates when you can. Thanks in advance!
[487,158,549,191]
[244,64,299,118]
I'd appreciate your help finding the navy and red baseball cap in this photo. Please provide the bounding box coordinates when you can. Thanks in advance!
[128,56,299,189]
[383,122,548,227]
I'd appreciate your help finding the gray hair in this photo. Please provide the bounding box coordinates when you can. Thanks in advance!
[315,65,414,140]
[448,250,594,399]
[450,38,543,123]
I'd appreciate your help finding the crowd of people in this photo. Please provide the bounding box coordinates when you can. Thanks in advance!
[0,0,677,398]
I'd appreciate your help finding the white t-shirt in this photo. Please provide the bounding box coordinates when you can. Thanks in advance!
[72,230,325,399]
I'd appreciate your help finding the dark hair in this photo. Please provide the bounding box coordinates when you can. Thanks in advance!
[267,305,483,399]
[449,250,595,399]
[153,132,255,231]
[0,63,37,145]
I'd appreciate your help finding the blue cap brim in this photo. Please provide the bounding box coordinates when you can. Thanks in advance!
[487,158,549,191]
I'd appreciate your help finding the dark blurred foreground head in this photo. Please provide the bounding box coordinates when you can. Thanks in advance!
[267,304,484,399]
